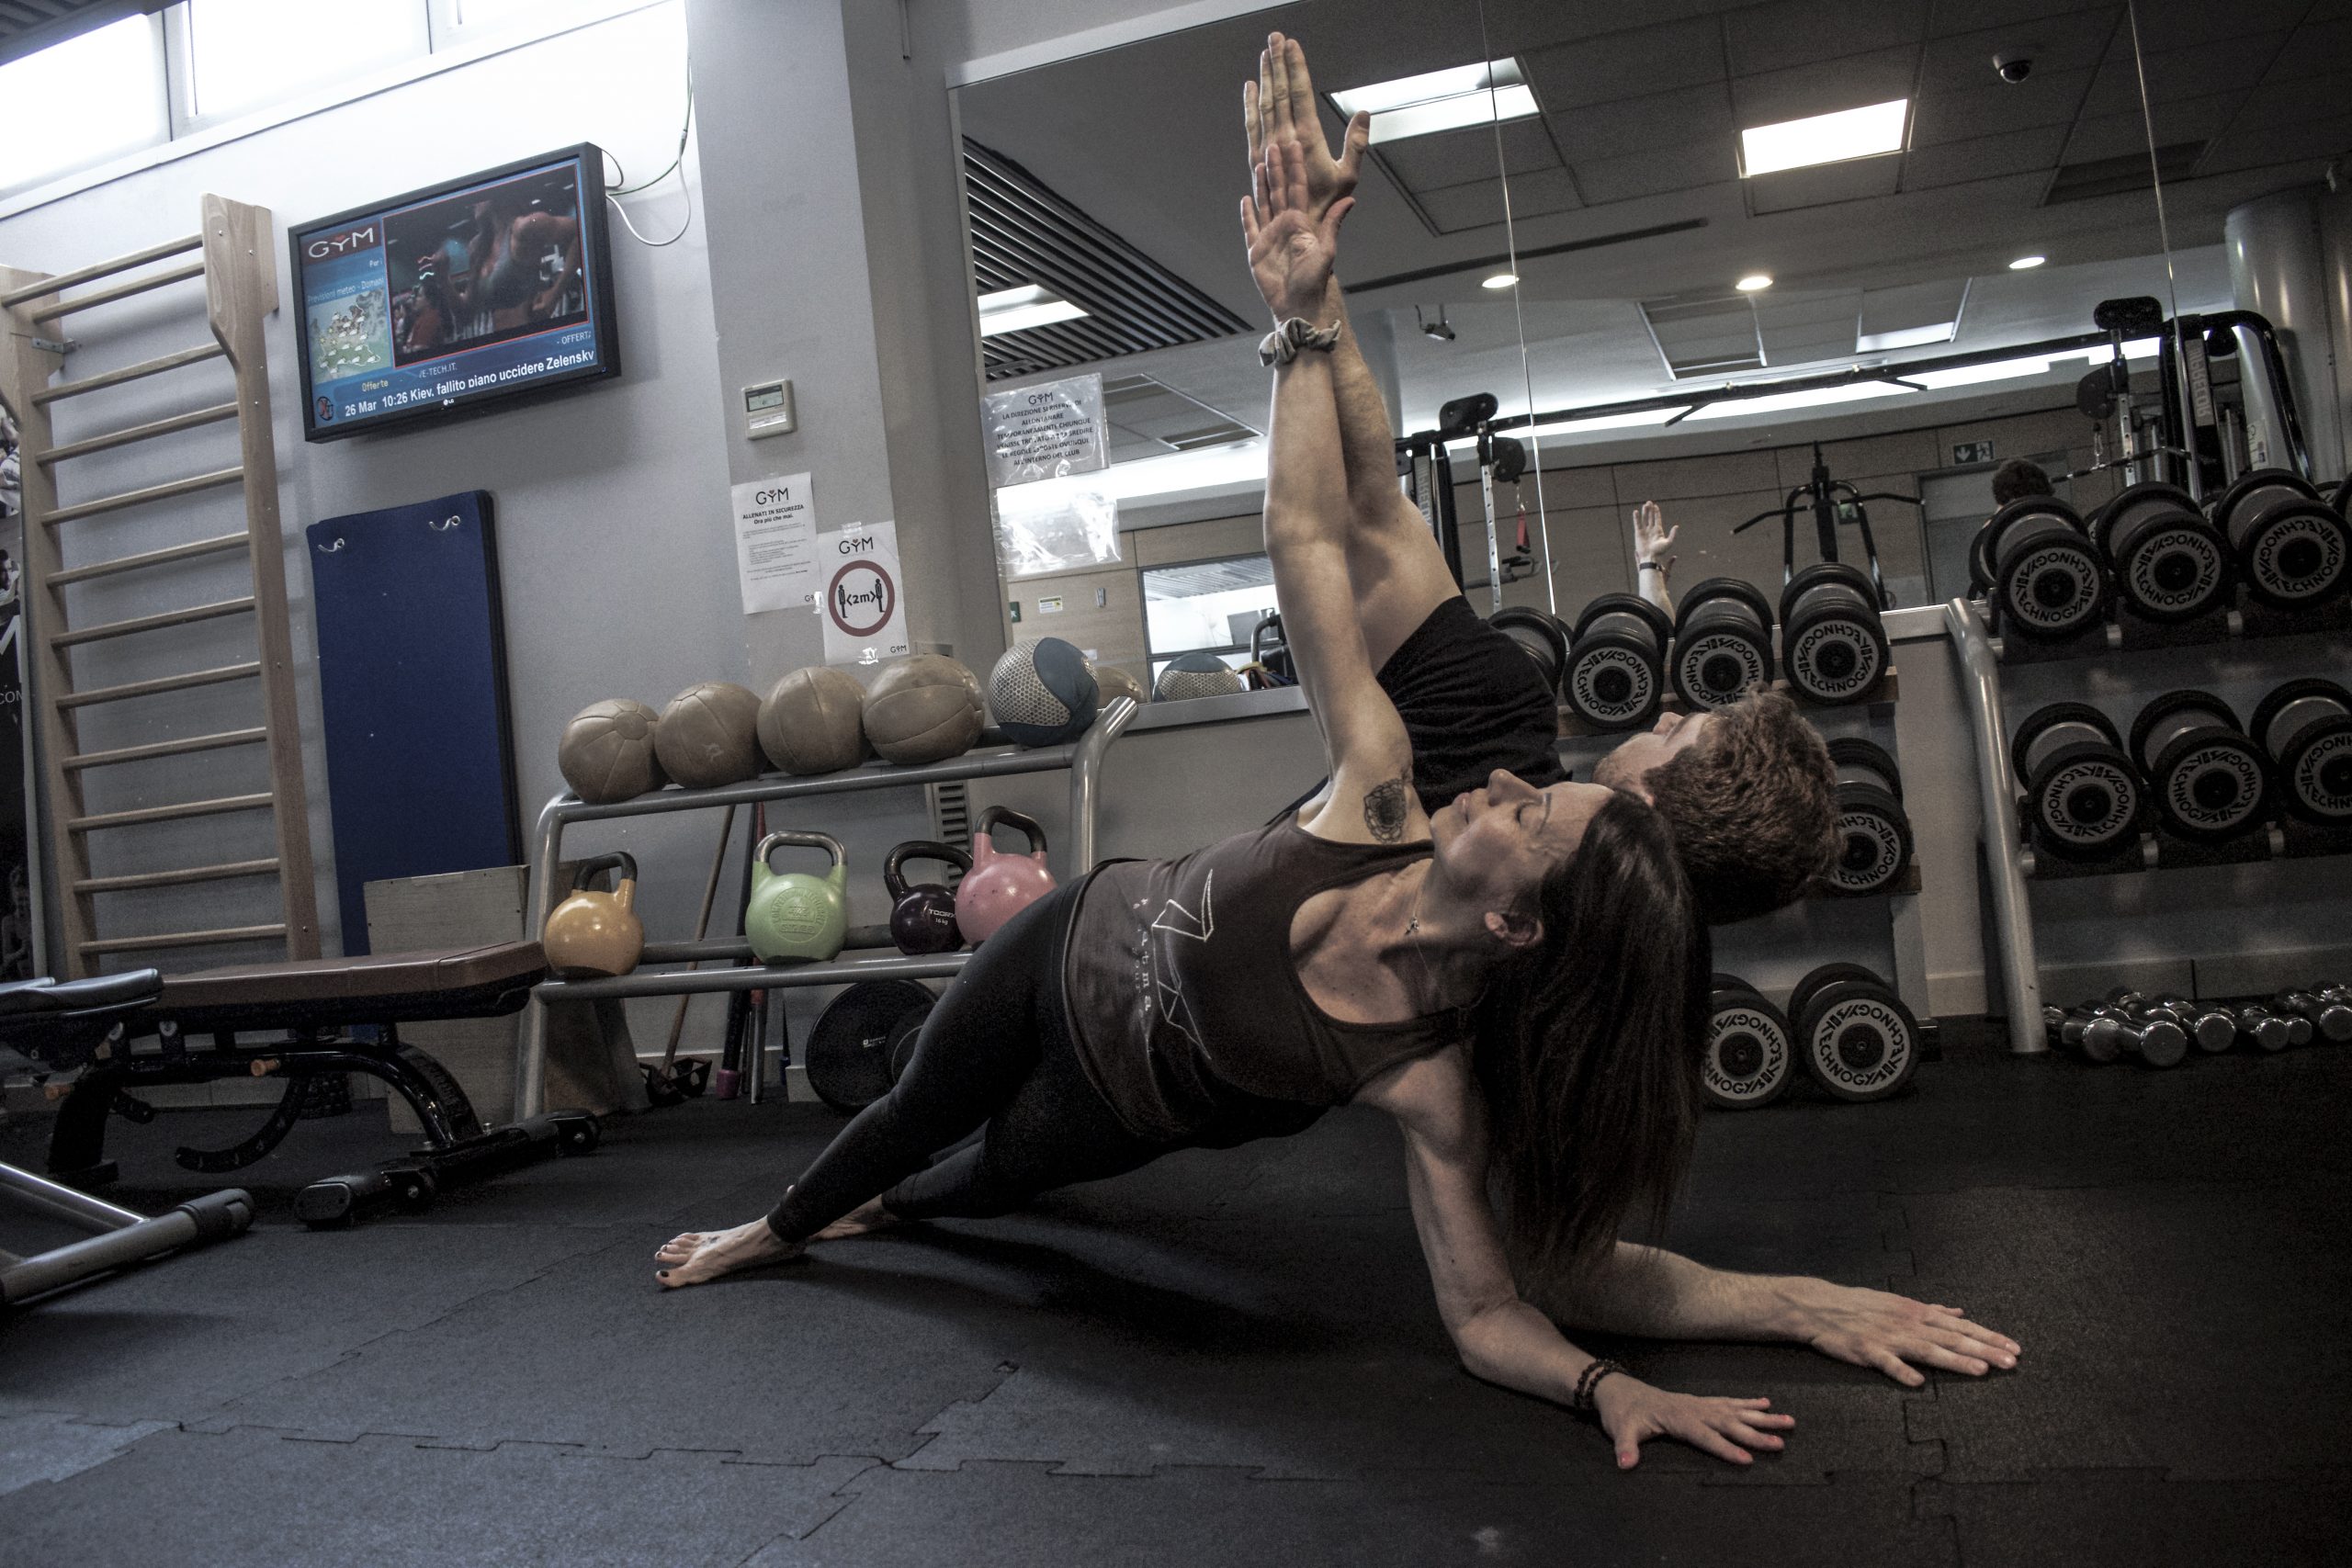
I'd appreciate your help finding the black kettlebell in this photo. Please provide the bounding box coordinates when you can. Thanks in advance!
[885,840,971,955]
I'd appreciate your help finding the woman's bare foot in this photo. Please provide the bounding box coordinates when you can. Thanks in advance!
[812,1196,900,1241]
[654,1218,804,1288]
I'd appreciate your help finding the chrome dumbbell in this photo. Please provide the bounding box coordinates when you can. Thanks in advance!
[2046,1004,2122,1063]
[2148,993,2237,1054]
[2233,1004,2294,1052]
[2277,989,2352,1043]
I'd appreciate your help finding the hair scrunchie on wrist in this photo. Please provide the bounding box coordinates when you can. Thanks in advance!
[1573,1358,1628,1417]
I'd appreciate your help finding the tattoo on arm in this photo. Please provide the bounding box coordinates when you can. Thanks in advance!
[1363,777,1410,843]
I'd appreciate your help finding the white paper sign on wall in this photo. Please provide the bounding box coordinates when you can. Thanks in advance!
[819,520,911,666]
[982,372,1107,487]
[729,473,819,615]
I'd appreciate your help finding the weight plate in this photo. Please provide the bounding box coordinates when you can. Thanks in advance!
[2211,467,2319,546]
[1779,559,1878,627]
[1675,576,1775,636]
[1489,608,1569,694]
[1712,973,1754,994]
[806,979,937,1114]
[2091,481,2201,556]
[2012,701,2121,786]
[2149,729,2270,840]
[1795,979,1920,1102]
[2237,499,2350,608]
[886,993,936,1083]
[1787,961,1884,1032]
[1825,782,1913,896]
[2280,720,2352,824]
[2129,689,2240,777]
[2328,474,2352,517]
[1781,605,1888,705]
[2025,742,2143,859]
[1978,497,2085,592]
[1997,531,2109,638]
[1564,632,1664,729]
[1826,736,1902,798]
[2111,513,2230,622]
[1573,591,1673,650]
[1669,624,1771,711]
[2249,677,2352,753]
[1702,989,1794,1110]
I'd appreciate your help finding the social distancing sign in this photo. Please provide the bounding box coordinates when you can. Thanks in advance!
[820,521,910,666]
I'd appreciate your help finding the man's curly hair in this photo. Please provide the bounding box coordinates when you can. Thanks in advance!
[1643,689,1838,925]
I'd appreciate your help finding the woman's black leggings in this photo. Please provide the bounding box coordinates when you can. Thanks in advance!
[765,879,1175,1244]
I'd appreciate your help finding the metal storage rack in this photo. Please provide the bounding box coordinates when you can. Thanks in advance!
[513,696,1139,1118]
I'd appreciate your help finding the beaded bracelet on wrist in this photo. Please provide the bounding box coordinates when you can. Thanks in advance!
[1573,1358,1628,1416]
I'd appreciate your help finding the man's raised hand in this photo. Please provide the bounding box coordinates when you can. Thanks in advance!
[1242,140,1353,324]
[1245,32,1370,227]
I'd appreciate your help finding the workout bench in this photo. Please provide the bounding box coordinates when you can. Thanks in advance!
[25,942,597,1237]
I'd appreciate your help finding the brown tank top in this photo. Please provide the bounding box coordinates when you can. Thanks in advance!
[1062,820,1471,1145]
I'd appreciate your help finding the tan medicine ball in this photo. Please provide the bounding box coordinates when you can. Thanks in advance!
[1090,660,1148,711]
[862,654,985,764]
[655,681,763,788]
[558,698,669,804]
[759,666,868,775]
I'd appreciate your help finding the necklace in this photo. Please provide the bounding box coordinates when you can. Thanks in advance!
[1403,866,1441,1002]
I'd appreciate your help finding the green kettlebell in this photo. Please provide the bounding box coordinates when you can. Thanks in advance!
[745,830,849,963]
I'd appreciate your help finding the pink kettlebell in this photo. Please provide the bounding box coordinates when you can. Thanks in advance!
[956,806,1056,944]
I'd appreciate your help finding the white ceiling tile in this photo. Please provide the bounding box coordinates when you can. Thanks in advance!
[2264,18,2352,83]
[1724,0,1927,77]
[1915,7,2118,96]
[2231,75,2350,130]
[2196,113,2352,177]
[1902,123,2071,189]
[1911,68,2095,146]
[1547,83,1738,161]
[2124,0,2309,52]
[1752,288,1866,330]
[1422,168,1583,234]
[1520,16,1727,112]
[1374,119,1562,192]
[2063,92,2241,164]
[1744,153,1905,214]
[1576,140,1740,204]
[1477,0,1758,57]
[1731,46,1922,129]
[1925,0,2115,38]
[2078,33,2291,118]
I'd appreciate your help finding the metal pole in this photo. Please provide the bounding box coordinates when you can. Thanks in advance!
[1942,598,2044,1054]
[1066,695,1138,876]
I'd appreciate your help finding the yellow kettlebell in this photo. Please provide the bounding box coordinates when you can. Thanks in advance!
[543,852,644,978]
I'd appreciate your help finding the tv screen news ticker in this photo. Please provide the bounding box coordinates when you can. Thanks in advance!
[291,143,620,442]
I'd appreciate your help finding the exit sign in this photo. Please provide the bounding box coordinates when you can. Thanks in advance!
[1952,440,1996,465]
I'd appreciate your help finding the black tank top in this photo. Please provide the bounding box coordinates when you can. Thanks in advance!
[1062,820,1472,1145]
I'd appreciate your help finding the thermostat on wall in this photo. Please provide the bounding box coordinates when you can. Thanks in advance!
[744,378,796,438]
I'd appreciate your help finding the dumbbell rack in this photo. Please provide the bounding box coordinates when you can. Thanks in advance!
[1949,589,2352,1055]
[512,698,1139,1119]
[1556,662,1931,1031]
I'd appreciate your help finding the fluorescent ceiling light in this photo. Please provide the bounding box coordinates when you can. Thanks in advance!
[1688,380,1915,419]
[1905,355,2056,389]
[2009,254,2047,270]
[1442,406,1690,449]
[978,284,1088,337]
[1739,98,1909,176]
[1483,273,1519,289]
[1856,321,1956,354]
[1330,59,1537,144]
[1736,274,1773,292]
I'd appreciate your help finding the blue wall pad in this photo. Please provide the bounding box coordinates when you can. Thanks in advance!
[308,491,520,953]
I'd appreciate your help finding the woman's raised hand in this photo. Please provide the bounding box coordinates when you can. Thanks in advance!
[1241,140,1354,324]
[1592,1376,1795,1469]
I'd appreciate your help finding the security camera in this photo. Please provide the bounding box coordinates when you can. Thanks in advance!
[1993,51,2032,84]
[1418,306,1455,343]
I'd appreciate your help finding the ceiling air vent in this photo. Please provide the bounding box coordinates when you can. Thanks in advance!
[966,141,1253,382]
[2044,143,2204,206]
[1640,294,1767,379]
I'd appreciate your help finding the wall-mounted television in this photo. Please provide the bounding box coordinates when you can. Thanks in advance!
[290,143,620,443]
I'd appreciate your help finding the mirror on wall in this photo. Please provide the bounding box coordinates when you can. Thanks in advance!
[955,0,2346,682]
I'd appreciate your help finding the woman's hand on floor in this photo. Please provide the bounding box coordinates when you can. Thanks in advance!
[1783,1280,2018,1386]
[1592,1377,1792,1469]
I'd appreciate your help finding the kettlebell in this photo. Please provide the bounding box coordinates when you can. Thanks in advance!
[885,840,971,955]
[542,852,643,979]
[956,807,1057,945]
[745,830,850,963]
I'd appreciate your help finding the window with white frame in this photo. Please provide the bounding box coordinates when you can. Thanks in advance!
[0,15,170,197]
[172,0,431,132]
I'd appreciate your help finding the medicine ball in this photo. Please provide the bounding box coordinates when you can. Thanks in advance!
[989,637,1099,747]
[863,655,987,765]
[758,666,868,776]
[1091,660,1148,711]
[557,698,669,803]
[1155,651,1245,702]
[654,682,763,789]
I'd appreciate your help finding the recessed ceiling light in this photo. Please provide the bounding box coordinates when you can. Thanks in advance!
[1739,98,1909,176]
[1483,272,1519,289]
[1688,380,1915,419]
[978,283,1088,337]
[2009,254,2047,270]
[1330,59,1538,144]
[1736,274,1773,292]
